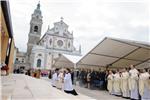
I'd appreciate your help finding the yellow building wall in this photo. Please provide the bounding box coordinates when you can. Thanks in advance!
[1,36,9,63]
[1,6,15,74]
[8,39,15,73]
[1,7,9,64]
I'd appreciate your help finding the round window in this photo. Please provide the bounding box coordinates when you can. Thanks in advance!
[57,40,63,47]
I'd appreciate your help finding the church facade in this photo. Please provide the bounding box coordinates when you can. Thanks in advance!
[25,2,81,70]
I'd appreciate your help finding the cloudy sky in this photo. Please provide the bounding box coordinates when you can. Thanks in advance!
[9,0,149,55]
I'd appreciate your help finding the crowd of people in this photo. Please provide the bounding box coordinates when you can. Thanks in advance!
[77,69,107,89]
[75,65,150,100]
[11,64,150,99]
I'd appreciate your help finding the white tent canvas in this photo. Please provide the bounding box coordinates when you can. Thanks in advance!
[53,54,81,68]
[77,37,150,68]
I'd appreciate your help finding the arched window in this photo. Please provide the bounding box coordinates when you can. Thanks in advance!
[37,59,41,67]
[49,39,52,45]
[68,42,70,48]
[34,26,38,32]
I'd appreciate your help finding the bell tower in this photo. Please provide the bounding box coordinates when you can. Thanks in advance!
[27,2,43,55]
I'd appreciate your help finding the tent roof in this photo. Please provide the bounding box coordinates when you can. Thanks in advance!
[53,54,81,68]
[77,37,150,68]
[136,60,150,69]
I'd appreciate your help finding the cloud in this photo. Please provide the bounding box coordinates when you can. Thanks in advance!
[9,0,149,55]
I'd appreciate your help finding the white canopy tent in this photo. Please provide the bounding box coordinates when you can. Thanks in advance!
[77,37,150,69]
[136,60,150,69]
[53,54,81,68]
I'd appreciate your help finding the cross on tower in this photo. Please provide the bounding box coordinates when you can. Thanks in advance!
[60,17,64,21]
[48,25,50,30]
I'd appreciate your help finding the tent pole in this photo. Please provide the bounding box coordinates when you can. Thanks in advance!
[73,63,77,85]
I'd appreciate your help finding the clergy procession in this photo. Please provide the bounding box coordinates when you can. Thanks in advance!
[50,64,150,100]
[107,65,150,100]
[52,68,78,96]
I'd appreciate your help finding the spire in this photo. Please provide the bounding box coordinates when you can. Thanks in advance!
[79,44,81,53]
[37,1,40,9]
[33,1,42,15]
[47,25,50,31]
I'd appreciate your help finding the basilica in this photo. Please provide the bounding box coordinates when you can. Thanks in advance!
[15,2,81,70]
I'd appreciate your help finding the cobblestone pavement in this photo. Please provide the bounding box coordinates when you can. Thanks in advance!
[42,77,127,100]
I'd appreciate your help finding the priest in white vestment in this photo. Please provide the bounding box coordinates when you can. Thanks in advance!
[113,70,121,96]
[139,69,150,100]
[107,70,114,94]
[121,68,130,98]
[129,65,139,100]
[64,68,78,95]
[52,69,59,87]
[57,70,64,90]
